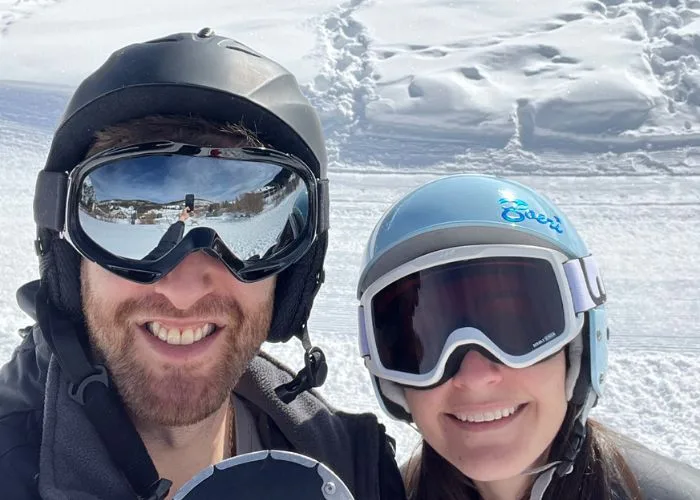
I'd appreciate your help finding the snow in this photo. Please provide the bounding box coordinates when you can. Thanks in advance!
[1,0,699,470]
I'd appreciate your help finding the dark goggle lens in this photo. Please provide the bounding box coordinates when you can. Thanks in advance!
[77,154,310,262]
[371,257,566,375]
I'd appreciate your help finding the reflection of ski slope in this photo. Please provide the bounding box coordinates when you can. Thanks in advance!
[79,190,301,261]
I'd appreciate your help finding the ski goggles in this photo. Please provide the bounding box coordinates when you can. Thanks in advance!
[358,245,606,388]
[34,142,327,283]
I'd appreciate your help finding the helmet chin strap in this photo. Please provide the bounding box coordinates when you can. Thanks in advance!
[501,334,595,500]
[273,268,329,404]
[523,390,597,500]
[420,393,595,500]
[34,283,172,500]
[274,325,328,404]
[521,325,595,499]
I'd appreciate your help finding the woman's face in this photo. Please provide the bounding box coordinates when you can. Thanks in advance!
[405,350,568,481]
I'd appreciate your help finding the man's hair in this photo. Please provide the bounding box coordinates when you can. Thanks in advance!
[86,114,265,157]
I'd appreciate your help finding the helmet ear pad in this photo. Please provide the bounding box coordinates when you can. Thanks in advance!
[569,316,596,406]
[39,231,83,324]
[268,231,328,343]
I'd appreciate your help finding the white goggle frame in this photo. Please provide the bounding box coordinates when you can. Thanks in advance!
[358,244,606,388]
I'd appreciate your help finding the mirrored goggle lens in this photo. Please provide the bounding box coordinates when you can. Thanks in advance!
[371,257,566,375]
[76,154,310,262]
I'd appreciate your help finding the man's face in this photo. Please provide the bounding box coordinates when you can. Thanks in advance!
[81,251,275,427]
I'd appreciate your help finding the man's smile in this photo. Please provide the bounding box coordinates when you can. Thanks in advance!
[144,321,219,345]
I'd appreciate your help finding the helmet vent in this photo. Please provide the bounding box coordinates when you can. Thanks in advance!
[197,27,215,38]
[145,37,179,44]
[223,43,261,58]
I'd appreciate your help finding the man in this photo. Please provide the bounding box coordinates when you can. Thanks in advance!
[0,29,405,499]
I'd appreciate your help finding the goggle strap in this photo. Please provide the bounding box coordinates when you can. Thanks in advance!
[358,306,370,357]
[318,179,330,234]
[34,170,68,231]
[563,255,606,313]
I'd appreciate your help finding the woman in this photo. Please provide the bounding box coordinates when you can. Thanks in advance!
[356,175,700,500]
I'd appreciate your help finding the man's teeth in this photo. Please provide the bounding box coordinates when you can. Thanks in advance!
[454,405,521,423]
[145,321,217,345]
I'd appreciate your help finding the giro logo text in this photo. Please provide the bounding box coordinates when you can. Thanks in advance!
[499,198,564,234]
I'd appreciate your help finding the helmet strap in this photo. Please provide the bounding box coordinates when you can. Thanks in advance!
[555,408,589,477]
[274,325,329,404]
[35,283,172,500]
[528,466,557,500]
[522,389,596,499]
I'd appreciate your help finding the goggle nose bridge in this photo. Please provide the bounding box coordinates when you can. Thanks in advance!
[412,343,503,390]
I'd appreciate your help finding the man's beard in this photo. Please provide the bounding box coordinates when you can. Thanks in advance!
[82,276,272,427]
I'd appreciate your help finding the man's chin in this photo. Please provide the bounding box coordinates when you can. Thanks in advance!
[119,372,230,427]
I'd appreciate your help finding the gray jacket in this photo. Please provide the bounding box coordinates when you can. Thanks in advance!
[0,326,406,499]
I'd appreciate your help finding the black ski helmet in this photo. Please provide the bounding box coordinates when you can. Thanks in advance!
[35,28,329,344]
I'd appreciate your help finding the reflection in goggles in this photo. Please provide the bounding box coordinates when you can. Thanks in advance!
[77,155,308,262]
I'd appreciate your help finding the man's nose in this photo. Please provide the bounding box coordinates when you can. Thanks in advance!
[151,252,217,310]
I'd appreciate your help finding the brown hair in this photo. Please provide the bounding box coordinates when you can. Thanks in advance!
[404,408,644,500]
[85,114,264,157]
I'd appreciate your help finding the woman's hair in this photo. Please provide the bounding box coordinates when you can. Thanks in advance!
[404,405,644,500]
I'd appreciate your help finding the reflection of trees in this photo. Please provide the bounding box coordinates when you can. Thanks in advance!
[81,181,96,209]
[79,198,177,225]
[204,174,302,218]
[205,193,263,218]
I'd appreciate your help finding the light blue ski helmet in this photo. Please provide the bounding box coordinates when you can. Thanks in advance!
[357,174,608,425]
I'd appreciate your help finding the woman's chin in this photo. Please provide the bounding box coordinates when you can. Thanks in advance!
[459,462,523,482]
[450,449,536,483]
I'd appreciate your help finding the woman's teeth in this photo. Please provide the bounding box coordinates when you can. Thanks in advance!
[145,321,217,345]
[454,405,522,423]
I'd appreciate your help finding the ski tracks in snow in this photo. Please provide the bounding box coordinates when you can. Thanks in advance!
[511,0,700,164]
[599,0,700,117]
[593,0,700,165]
[304,0,378,161]
[304,0,700,173]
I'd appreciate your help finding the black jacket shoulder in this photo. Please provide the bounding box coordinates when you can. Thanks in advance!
[0,329,406,500]
[0,328,48,499]
[619,436,700,500]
